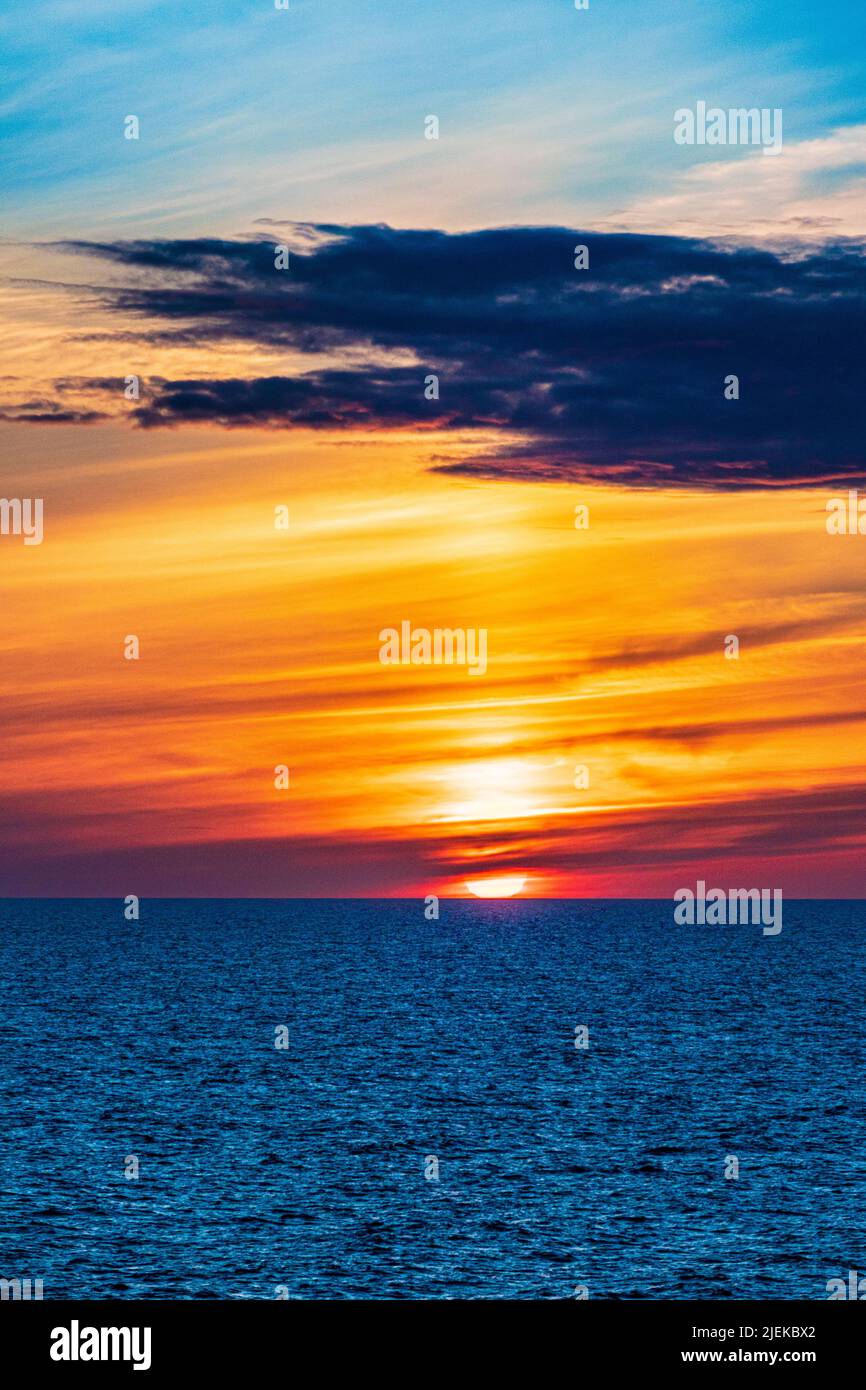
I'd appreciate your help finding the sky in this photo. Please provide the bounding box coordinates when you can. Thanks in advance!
[1,0,865,896]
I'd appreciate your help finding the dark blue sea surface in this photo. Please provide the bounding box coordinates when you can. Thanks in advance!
[0,899,863,1300]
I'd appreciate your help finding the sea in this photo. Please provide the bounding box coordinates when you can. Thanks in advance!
[0,898,863,1300]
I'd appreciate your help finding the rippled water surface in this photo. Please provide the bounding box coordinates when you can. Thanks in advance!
[0,899,863,1299]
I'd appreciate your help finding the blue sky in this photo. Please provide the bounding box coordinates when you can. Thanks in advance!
[2,0,866,237]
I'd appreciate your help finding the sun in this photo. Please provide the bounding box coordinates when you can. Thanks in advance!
[465,874,527,899]
[437,758,540,825]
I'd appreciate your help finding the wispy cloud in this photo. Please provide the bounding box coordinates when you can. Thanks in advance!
[609,123,866,240]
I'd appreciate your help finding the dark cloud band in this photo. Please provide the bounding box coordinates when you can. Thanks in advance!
[45,224,866,487]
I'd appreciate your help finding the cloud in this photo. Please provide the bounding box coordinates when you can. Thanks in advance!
[0,404,107,423]
[28,223,866,487]
[2,781,863,896]
[607,124,866,241]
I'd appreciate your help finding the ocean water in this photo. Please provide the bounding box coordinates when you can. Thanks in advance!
[0,898,863,1300]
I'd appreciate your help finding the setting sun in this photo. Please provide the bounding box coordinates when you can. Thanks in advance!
[465,875,528,899]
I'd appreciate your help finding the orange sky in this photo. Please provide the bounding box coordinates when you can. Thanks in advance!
[2,395,865,896]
